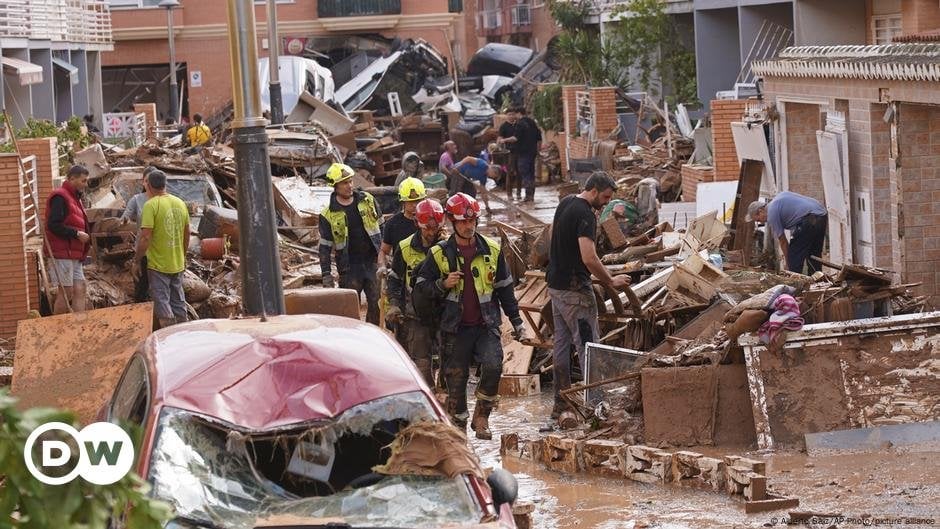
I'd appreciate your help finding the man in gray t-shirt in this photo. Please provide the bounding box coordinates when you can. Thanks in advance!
[746,191,828,274]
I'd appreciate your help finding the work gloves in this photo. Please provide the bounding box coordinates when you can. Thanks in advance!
[322,275,335,288]
[377,265,390,279]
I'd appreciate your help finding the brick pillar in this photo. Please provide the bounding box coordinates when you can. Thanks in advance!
[590,86,619,137]
[16,137,59,229]
[711,99,749,181]
[0,154,31,339]
[133,102,158,139]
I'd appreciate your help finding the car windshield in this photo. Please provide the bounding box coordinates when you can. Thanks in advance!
[148,392,483,529]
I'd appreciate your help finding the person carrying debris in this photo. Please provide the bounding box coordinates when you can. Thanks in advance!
[185,113,212,147]
[46,165,91,314]
[386,198,446,384]
[413,192,527,439]
[319,162,384,325]
[447,156,496,215]
[547,171,631,419]
[122,166,158,301]
[134,170,191,329]
[395,151,424,187]
[746,191,828,274]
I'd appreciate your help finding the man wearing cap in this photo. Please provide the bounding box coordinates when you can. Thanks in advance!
[378,177,425,277]
[319,162,384,324]
[413,192,527,440]
[746,191,828,274]
[386,198,446,385]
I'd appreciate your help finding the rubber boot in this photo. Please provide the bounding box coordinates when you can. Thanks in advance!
[472,398,496,440]
[444,368,469,431]
[157,317,177,330]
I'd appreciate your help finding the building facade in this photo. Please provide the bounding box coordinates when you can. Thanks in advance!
[0,0,113,128]
[103,0,463,121]
[463,0,558,66]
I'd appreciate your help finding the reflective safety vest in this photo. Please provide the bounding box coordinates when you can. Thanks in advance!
[398,233,429,291]
[428,234,503,305]
[320,192,382,253]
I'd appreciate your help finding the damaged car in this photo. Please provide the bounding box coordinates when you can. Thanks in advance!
[104,314,518,529]
[335,38,457,116]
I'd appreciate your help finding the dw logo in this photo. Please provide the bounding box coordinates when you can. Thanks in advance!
[24,422,134,485]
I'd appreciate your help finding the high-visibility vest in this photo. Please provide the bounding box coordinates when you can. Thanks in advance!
[428,234,502,305]
[397,233,430,290]
[320,192,382,253]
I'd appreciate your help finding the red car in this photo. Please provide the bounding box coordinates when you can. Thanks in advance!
[104,314,518,529]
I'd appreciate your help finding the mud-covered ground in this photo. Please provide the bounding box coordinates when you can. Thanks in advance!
[470,390,940,529]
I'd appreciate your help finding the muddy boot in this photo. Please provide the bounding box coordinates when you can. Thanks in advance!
[551,399,570,420]
[157,317,177,329]
[471,401,494,440]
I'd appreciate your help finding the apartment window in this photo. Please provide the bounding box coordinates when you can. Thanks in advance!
[106,0,163,8]
[872,14,901,44]
[318,0,401,18]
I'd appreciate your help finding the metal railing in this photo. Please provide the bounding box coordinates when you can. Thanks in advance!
[482,9,502,29]
[317,0,401,18]
[102,112,147,147]
[19,155,39,239]
[511,3,531,26]
[0,0,111,44]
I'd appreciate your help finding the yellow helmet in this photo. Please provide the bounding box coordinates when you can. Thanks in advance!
[326,163,354,186]
[398,177,427,202]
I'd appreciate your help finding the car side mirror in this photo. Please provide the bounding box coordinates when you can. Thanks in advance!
[486,468,518,508]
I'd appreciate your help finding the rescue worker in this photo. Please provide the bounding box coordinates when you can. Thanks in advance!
[378,177,425,277]
[413,192,527,439]
[186,113,212,147]
[386,198,446,385]
[319,162,384,324]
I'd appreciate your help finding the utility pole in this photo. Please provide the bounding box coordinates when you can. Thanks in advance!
[159,0,180,122]
[225,0,285,315]
[266,0,284,124]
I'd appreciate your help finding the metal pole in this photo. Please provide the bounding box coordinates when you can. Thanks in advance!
[226,0,285,316]
[166,6,179,123]
[266,0,284,124]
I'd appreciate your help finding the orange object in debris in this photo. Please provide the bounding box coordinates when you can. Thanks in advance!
[201,237,225,260]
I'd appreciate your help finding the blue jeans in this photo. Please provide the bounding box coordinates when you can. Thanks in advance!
[549,286,599,405]
[787,214,827,274]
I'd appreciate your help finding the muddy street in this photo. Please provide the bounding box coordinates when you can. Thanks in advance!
[469,391,940,529]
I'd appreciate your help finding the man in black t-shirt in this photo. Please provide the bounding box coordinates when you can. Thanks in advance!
[546,171,631,419]
[515,107,542,203]
[497,110,522,201]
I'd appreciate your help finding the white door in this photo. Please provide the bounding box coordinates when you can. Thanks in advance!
[817,131,852,265]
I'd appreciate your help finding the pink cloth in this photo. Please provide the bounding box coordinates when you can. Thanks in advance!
[758,294,804,344]
[439,151,455,173]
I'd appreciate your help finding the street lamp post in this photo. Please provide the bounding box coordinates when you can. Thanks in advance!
[266,0,284,124]
[225,0,285,315]
[159,0,180,123]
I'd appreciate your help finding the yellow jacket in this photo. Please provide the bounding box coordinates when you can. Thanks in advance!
[187,123,211,146]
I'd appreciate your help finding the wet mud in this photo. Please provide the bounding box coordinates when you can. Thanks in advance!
[470,390,940,528]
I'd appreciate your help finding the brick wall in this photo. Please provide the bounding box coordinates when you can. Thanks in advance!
[590,86,619,138]
[133,103,158,139]
[680,164,715,202]
[897,103,940,304]
[16,137,58,229]
[711,99,748,181]
[901,0,940,35]
[784,102,825,204]
[0,154,30,339]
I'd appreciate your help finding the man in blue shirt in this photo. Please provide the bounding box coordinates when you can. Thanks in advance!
[746,191,828,274]
[446,156,498,214]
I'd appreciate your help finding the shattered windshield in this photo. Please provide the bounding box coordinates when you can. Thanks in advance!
[149,392,483,529]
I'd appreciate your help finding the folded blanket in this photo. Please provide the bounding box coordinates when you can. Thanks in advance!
[758,293,804,344]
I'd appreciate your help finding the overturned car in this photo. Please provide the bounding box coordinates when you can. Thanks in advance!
[104,314,517,529]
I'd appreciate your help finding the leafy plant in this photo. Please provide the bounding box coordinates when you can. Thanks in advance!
[530,84,564,132]
[0,390,172,529]
[0,116,93,172]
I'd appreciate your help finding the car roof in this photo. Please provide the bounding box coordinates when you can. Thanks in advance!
[140,314,427,430]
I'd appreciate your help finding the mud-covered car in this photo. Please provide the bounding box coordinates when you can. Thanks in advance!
[104,315,517,529]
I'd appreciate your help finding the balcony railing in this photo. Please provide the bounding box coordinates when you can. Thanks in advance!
[317,0,402,18]
[481,9,502,29]
[0,0,111,43]
[511,4,531,26]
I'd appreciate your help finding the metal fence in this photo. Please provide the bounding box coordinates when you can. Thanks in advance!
[19,155,39,239]
[102,112,147,147]
[511,4,531,26]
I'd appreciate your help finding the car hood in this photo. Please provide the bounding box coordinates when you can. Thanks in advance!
[145,315,427,430]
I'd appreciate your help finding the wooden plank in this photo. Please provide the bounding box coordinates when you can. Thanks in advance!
[729,159,762,265]
[744,496,800,514]
[499,374,541,397]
